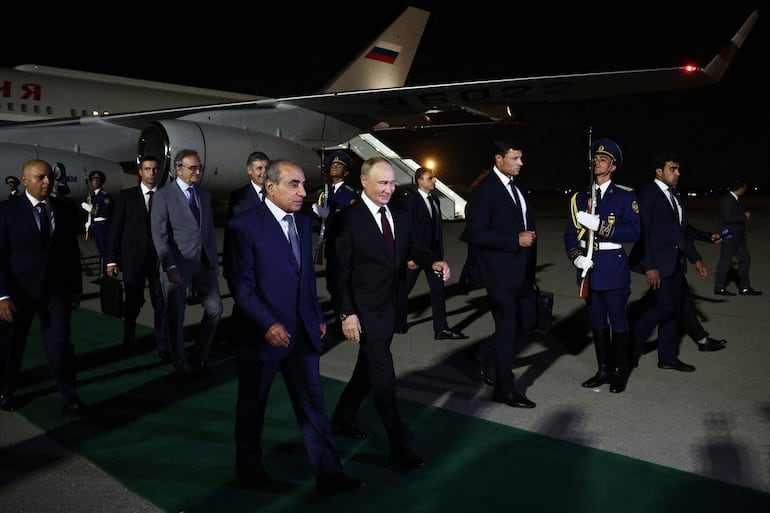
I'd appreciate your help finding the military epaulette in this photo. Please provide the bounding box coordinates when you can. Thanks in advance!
[342,184,356,192]
[615,184,633,191]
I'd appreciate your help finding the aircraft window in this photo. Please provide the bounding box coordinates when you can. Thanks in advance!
[21,104,28,113]
[70,109,77,117]
[34,105,40,113]
[82,110,88,117]
[7,103,13,112]
[46,106,53,115]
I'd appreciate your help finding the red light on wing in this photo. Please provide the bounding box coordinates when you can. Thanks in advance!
[683,64,699,73]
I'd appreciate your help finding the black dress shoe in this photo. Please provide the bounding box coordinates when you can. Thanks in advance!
[237,466,273,488]
[739,288,762,296]
[658,358,695,372]
[714,288,736,296]
[435,329,469,340]
[392,451,425,473]
[61,401,89,417]
[316,474,366,495]
[0,393,17,412]
[493,390,536,409]
[330,418,367,439]
[697,337,727,352]
[474,352,496,386]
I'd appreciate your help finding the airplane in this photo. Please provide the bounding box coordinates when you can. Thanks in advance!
[0,6,759,220]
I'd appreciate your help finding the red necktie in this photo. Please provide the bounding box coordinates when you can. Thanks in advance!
[379,206,394,255]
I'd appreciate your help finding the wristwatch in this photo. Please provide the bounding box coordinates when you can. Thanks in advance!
[339,313,351,322]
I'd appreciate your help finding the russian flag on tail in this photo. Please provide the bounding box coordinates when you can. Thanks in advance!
[365,41,402,64]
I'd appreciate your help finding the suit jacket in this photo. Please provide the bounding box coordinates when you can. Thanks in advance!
[629,183,700,278]
[402,190,443,260]
[223,203,324,361]
[460,172,536,292]
[329,199,434,332]
[107,186,158,281]
[0,195,82,300]
[151,180,218,275]
[227,183,262,221]
[719,192,746,240]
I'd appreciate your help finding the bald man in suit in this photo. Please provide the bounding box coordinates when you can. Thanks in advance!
[0,159,85,415]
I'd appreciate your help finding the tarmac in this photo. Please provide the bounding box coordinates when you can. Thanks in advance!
[1,194,768,511]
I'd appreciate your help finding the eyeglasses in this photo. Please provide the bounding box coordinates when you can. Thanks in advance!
[182,165,204,172]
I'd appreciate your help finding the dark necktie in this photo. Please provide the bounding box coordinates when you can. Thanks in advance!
[596,187,602,207]
[429,194,440,238]
[328,185,336,204]
[147,190,154,212]
[188,186,200,224]
[259,187,265,203]
[284,214,301,267]
[668,187,680,224]
[379,206,394,256]
[38,202,50,245]
[509,179,524,225]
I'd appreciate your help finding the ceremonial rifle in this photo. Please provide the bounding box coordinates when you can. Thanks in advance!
[314,151,329,265]
[578,126,595,298]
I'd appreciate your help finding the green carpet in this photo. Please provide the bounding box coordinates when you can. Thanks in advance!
[16,309,770,512]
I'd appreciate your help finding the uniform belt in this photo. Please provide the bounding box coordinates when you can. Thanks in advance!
[94,217,108,222]
[580,241,622,250]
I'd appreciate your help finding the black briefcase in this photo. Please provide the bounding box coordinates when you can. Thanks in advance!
[535,287,554,335]
[100,275,124,318]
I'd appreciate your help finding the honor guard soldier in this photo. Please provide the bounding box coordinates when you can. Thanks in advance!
[314,150,358,337]
[82,170,113,282]
[5,176,21,200]
[563,138,640,393]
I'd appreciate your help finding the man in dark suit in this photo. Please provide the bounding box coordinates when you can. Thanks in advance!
[223,159,363,494]
[395,167,467,340]
[151,149,223,384]
[226,151,269,221]
[460,140,537,409]
[0,159,85,416]
[714,179,761,296]
[329,157,450,472]
[629,152,707,373]
[106,155,168,358]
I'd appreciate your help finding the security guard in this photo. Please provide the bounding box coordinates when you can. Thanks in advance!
[563,138,640,393]
[5,176,21,200]
[85,170,113,280]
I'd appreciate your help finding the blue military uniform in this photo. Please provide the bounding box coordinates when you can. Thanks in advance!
[88,170,113,263]
[563,138,640,393]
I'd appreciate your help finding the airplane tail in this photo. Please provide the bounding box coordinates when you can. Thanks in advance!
[704,9,760,82]
[321,6,430,93]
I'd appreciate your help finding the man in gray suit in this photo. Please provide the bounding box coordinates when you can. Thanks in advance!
[151,149,223,384]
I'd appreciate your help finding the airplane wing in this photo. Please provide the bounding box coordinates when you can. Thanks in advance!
[0,7,758,208]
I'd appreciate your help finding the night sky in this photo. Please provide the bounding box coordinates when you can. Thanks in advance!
[3,2,767,192]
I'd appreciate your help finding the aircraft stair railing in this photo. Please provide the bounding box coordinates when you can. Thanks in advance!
[346,132,466,220]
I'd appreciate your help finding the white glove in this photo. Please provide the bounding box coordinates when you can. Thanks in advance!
[573,255,594,271]
[81,201,93,213]
[577,211,600,231]
[312,204,330,220]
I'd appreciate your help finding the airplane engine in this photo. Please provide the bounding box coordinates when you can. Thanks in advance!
[0,142,125,200]
[137,120,324,205]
